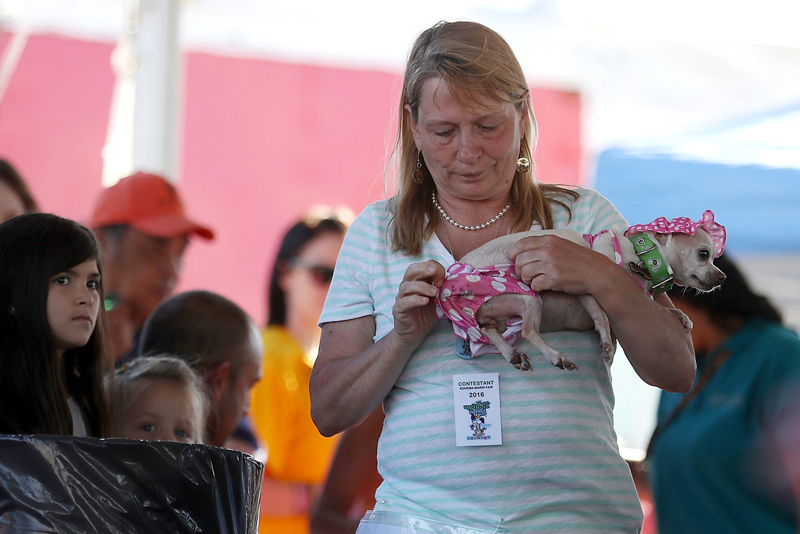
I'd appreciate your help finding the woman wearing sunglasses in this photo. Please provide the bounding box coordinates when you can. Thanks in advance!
[248,206,352,534]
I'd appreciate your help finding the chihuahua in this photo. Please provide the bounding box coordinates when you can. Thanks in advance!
[437,211,726,372]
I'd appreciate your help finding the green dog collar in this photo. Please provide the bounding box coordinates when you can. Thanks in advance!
[628,233,674,294]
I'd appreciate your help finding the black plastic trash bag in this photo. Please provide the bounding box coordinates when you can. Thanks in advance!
[0,435,263,533]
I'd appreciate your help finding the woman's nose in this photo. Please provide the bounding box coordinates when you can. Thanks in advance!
[456,132,481,163]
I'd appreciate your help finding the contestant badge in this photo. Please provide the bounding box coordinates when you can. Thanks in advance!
[453,373,502,446]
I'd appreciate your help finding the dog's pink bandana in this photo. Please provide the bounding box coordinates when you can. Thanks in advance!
[623,210,726,258]
[436,263,540,358]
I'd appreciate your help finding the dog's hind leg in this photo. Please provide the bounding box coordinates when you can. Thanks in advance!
[519,321,579,371]
[515,296,578,371]
[578,295,615,364]
[481,326,532,371]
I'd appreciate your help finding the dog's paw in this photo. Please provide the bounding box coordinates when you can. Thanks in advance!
[510,350,532,372]
[602,345,615,365]
[555,354,579,371]
[668,307,693,333]
[601,340,618,365]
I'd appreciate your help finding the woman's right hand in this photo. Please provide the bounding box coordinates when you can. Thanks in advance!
[310,260,445,437]
[392,260,446,345]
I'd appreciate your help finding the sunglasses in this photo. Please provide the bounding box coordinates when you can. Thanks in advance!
[288,259,335,286]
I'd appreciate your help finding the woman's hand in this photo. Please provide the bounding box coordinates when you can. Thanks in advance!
[508,234,611,295]
[393,261,446,345]
[509,233,695,392]
[310,260,446,437]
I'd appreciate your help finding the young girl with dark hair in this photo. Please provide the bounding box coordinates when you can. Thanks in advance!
[0,213,113,437]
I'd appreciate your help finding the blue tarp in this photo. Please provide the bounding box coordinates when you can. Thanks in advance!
[593,104,800,254]
[594,151,800,253]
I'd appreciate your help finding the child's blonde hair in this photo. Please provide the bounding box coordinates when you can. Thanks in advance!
[114,355,208,444]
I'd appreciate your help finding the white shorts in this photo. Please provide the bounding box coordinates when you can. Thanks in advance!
[356,510,499,534]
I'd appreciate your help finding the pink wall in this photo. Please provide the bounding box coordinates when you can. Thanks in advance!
[0,33,582,326]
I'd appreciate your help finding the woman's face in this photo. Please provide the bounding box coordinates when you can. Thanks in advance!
[47,258,101,356]
[407,78,527,203]
[280,231,344,333]
[0,180,26,222]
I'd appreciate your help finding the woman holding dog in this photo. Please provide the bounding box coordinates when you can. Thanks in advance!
[649,254,800,533]
[309,21,695,533]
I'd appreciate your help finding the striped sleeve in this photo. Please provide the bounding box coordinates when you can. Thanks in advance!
[319,201,386,325]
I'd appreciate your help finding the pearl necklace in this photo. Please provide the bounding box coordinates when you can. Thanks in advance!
[432,192,510,231]
[437,206,507,259]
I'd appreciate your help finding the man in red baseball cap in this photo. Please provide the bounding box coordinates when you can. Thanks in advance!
[89,172,214,362]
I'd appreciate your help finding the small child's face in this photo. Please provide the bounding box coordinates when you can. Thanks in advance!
[118,380,199,444]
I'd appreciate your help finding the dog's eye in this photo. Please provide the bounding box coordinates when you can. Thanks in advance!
[699,250,710,261]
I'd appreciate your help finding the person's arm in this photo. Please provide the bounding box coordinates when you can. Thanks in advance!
[309,407,384,534]
[310,261,446,437]
[508,235,695,392]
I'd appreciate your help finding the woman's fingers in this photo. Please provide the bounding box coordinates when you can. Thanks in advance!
[402,260,446,286]
[392,261,445,342]
[508,235,599,294]
[397,280,438,303]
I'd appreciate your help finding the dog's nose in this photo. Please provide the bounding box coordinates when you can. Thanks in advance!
[717,271,727,283]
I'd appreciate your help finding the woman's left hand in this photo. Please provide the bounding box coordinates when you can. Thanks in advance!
[508,233,695,393]
[508,234,611,295]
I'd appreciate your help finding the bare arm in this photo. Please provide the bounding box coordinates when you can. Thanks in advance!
[309,261,446,437]
[509,235,695,392]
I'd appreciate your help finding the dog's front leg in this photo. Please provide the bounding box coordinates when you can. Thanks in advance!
[667,307,693,333]
[577,295,616,364]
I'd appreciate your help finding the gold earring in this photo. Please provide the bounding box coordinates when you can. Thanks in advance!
[413,152,425,184]
[516,146,530,174]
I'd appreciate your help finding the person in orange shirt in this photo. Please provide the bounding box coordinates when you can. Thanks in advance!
[248,207,351,534]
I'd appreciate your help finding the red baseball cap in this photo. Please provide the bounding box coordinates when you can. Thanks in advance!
[89,172,214,240]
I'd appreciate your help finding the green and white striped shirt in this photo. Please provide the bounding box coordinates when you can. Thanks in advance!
[320,188,643,533]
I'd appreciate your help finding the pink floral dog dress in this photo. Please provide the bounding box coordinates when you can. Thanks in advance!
[436,263,540,358]
[435,231,626,358]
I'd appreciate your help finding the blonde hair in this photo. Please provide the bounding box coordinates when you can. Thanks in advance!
[113,355,208,444]
[389,21,576,256]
